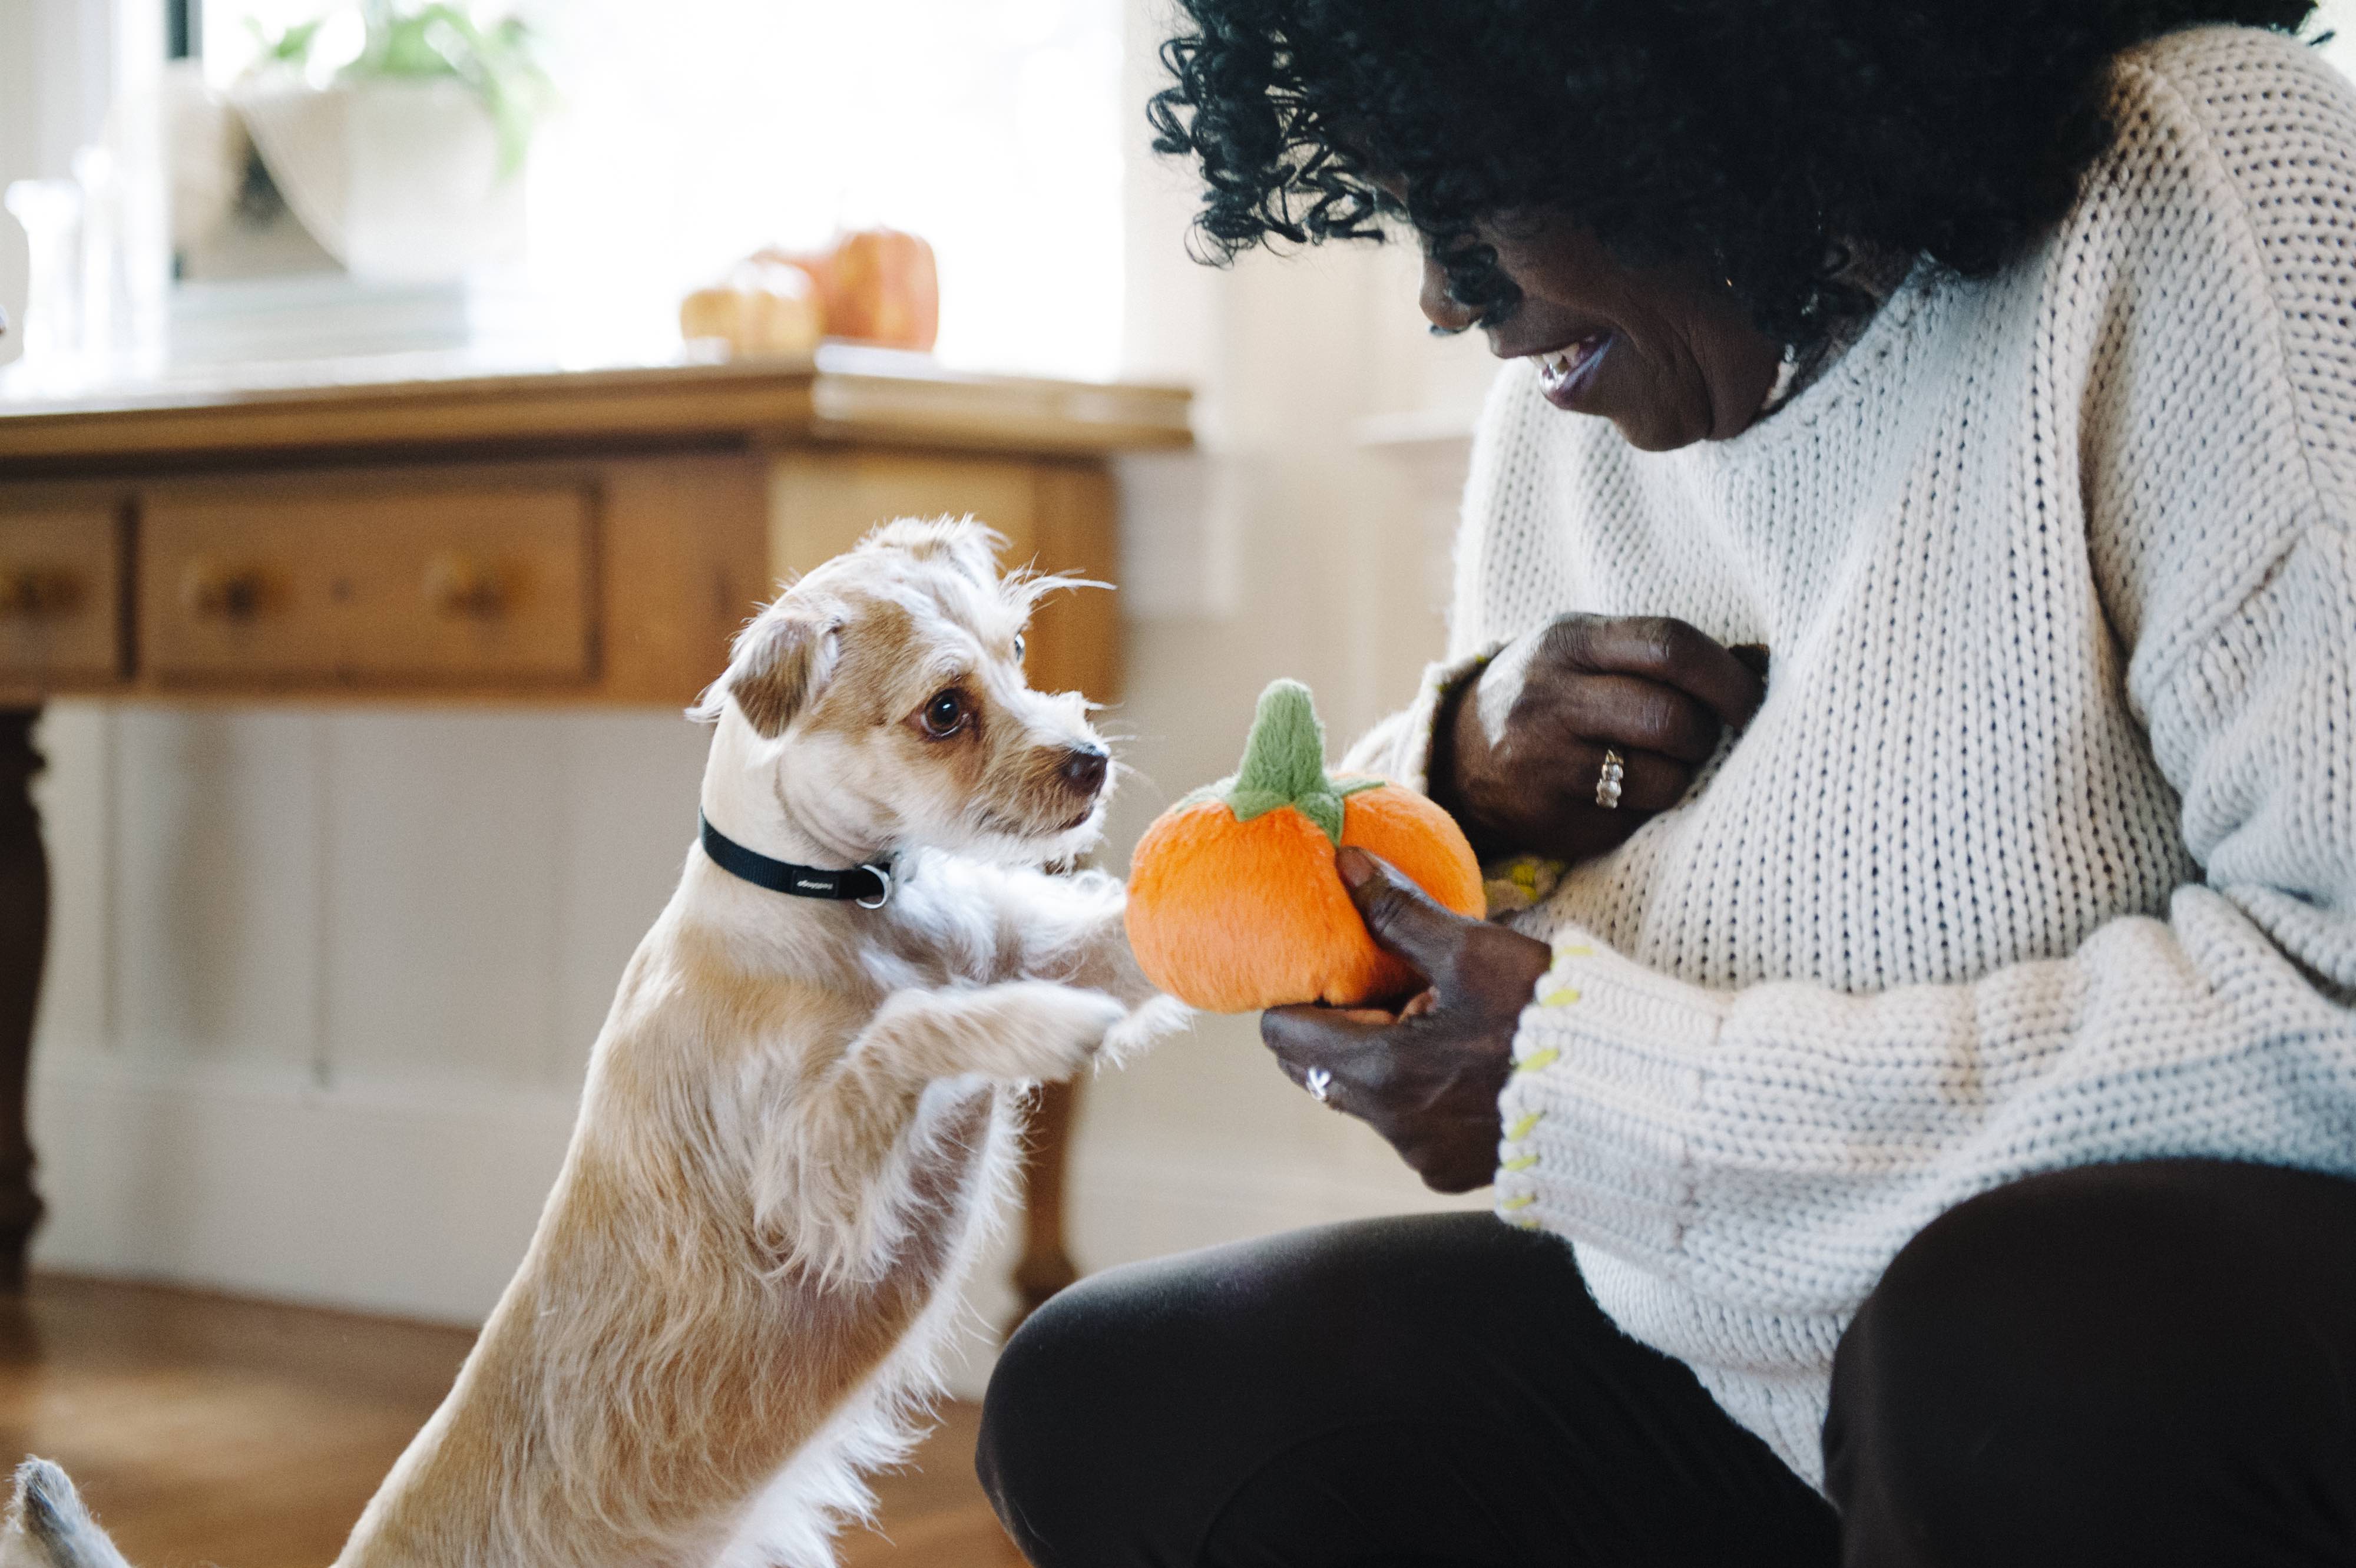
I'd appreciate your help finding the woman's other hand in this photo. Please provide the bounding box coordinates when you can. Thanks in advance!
[1432,615,1767,864]
[1260,848,1553,1193]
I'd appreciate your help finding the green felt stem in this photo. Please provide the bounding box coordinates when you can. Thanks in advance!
[1188,678,1384,846]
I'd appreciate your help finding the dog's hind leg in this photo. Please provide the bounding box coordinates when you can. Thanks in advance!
[1,1461,134,1568]
[756,981,1121,1285]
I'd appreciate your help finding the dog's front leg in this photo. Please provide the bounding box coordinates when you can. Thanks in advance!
[974,867,1163,1004]
[988,869,1191,1058]
[756,981,1123,1286]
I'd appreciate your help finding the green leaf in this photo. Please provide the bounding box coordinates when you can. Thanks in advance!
[334,1,552,177]
[1206,679,1388,846]
[1293,791,1345,843]
[250,16,325,65]
[1231,680,1329,805]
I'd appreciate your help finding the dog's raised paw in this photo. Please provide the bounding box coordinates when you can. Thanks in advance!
[1001,983,1129,1082]
[1101,994,1193,1066]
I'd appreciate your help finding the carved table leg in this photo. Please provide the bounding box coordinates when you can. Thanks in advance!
[0,708,45,1291]
[1009,1079,1080,1330]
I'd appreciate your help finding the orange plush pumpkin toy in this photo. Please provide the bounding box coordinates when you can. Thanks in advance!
[1126,679,1485,1013]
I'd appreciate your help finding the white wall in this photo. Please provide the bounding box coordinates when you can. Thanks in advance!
[10,0,1503,1385]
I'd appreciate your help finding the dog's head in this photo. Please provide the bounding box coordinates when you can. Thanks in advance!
[694,517,1112,865]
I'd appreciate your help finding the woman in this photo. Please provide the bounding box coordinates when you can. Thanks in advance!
[981,2,2356,1563]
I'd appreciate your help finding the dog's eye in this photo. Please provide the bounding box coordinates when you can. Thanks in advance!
[920,689,969,737]
[1013,634,1026,663]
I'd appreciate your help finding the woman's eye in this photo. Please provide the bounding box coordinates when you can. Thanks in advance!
[921,690,968,736]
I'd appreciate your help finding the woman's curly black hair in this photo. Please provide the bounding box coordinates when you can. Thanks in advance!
[1149,0,2318,344]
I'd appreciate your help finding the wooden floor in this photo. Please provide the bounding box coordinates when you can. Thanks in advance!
[0,1275,1024,1566]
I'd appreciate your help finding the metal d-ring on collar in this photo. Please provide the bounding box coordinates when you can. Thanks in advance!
[699,815,895,908]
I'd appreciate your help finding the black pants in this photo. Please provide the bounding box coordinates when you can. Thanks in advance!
[977,1160,2356,1567]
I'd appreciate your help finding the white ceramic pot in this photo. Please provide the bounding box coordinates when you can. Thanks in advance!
[0,200,38,369]
[231,78,527,283]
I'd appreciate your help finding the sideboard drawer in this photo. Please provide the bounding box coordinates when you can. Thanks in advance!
[0,505,126,685]
[142,484,595,687]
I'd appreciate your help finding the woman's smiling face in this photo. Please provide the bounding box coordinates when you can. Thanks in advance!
[1420,212,1785,452]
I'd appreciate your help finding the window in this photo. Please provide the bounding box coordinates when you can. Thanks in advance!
[198,0,1126,379]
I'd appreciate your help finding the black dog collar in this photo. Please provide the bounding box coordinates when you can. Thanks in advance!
[699,815,894,908]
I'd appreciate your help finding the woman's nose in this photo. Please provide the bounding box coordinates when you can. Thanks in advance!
[1419,253,1479,337]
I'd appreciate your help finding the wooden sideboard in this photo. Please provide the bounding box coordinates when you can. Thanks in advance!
[0,343,1191,1305]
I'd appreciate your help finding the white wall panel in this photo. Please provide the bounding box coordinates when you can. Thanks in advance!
[545,714,710,1087]
[108,709,325,1074]
[319,712,575,1090]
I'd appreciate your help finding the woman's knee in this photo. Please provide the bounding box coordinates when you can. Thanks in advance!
[1837,1159,2355,1385]
[1825,1160,2356,1559]
[975,1266,1152,1549]
[977,1213,1526,1561]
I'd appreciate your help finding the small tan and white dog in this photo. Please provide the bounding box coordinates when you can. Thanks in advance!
[1,517,1183,1568]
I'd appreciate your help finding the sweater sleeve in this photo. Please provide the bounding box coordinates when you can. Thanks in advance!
[1337,651,1492,791]
[1494,31,2356,1312]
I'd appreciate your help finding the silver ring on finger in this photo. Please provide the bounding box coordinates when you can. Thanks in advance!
[1595,747,1626,811]
[1305,1066,1335,1106]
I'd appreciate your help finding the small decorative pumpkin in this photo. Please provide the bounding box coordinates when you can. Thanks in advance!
[679,259,824,359]
[757,228,940,352]
[1126,679,1485,1013]
[823,228,939,350]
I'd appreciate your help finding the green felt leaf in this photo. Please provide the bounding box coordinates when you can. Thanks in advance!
[1232,680,1328,804]
[1189,679,1390,847]
[1294,792,1345,843]
[1176,779,1230,811]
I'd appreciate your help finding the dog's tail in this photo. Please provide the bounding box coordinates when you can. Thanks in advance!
[1,1461,134,1568]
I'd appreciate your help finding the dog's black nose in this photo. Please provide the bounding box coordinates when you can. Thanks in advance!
[1060,746,1109,796]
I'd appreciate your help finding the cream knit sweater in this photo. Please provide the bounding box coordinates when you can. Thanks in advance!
[1346,25,2356,1487]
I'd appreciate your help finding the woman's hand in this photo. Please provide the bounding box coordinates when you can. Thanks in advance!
[1432,615,1767,864]
[1260,847,1553,1193]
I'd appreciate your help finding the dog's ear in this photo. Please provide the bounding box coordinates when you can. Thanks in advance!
[716,608,834,738]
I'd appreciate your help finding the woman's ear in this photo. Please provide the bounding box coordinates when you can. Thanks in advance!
[723,608,835,737]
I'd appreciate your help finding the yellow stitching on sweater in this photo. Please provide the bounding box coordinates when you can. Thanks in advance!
[1506,1111,1541,1140]
[1511,1216,1541,1231]
[1498,1192,1536,1210]
[1514,1047,1560,1073]
[1540,987,1581,1007]
[1501,1153,1537,1173]
[1554,943,1594,958]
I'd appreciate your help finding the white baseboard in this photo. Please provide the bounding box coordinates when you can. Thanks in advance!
[29,1051,581,1324]
[27,1051,1478,1402]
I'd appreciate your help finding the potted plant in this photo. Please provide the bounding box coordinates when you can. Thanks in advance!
[230,2,552,283]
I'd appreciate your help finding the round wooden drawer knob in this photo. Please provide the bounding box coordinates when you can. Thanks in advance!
[423,554,512,620]
[180,561,273,622]
[0,567,84,620]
